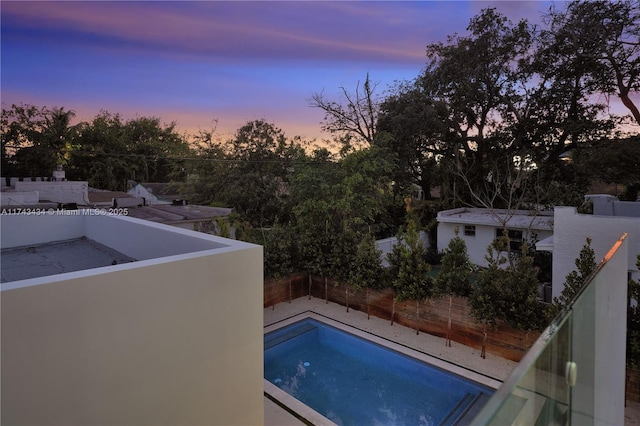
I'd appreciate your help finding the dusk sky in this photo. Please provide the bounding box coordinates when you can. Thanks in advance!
[1,1,554,142]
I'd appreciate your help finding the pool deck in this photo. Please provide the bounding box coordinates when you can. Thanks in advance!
[263,297,517,426]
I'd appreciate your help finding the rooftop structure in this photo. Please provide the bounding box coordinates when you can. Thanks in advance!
[1,237,135,283]
[125,204,233,233]
[437,207,554,230]
[536,206,640,300]
[1,172,233,236]
[586,193,640,218]
[1,212,263,425]
[127,182,181,205]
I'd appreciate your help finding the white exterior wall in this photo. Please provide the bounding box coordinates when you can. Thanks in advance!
[14,181,89,204]
[571,234,628,425]
[376,231,429,267]
[438,222,553,268]
[1,214,264,426]
[128,185,164,205]
[1,213,86,247]
[551,207,640,300]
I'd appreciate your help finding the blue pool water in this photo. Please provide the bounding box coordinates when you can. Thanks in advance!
[264,318,493,426]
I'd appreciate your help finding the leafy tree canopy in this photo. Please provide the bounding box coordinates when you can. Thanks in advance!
[436,228,474,298]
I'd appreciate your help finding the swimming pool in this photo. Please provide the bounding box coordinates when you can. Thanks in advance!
[264,315,496,426]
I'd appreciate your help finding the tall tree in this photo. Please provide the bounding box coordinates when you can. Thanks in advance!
[376,83,451,200]
[263,223,295,308]
[545,0,640,127]
[387,220,435,334]
[310,73,379,148]
[500,243,548,335]
[469,237,508,358]
[1,104,78,177]
[579,136,640,201]
[122,116,191,183]
[211,119,305,227]
[421,9,536,166]
[337,145,398,238]
[350,232,385,319]
[290,148,340,302]
[436,227,474,346]
[70,112,191,190]
[176,128,229,205]
[328,229,359,312]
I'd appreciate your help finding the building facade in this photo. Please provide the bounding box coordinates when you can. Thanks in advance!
[1,212,263,425]
[437,208,554,268]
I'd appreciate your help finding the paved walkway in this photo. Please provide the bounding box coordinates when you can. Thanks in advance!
[263,297,640,425]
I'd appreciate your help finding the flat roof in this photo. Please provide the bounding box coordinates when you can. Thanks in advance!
[437,208,554,231]
[1,237,136,283]
[125,205,233,223]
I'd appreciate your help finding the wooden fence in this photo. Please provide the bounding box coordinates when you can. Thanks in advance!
[628,368,640,402]
[264,274,538,362]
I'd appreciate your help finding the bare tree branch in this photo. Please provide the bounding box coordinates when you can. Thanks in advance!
[309,73,379,147]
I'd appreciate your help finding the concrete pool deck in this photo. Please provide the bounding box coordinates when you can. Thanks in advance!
[263,297,640,426]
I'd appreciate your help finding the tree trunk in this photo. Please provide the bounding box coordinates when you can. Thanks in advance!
[447,295,453,347]
[346,286,349,313]
[325,277,328,303]
[621,92,640,126]
[391,298,395,326]
[415,300,420,335]
[481,324,487,359]
[366,288,370,320]
[273,278,278,311]
[308,275,312,300]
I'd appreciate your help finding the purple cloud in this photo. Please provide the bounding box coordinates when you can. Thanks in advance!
[1,1,551,139]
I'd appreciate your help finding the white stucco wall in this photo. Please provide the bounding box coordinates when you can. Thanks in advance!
[571,234,628,425]
[1,213,86,247]
[1,213,229,258]
[1,215,264,426]
[127,185,170,205]
[551,207,640,300]
[438,222,553,268]
[376,231,429,267]
[14,181,89,204]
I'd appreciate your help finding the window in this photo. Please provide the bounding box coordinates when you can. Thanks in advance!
[464,225,476,236]
[496,229,524,252]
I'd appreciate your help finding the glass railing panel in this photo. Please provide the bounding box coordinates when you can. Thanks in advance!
[472,234,628,426]
[471,312,572,425]
[568,275,596,425]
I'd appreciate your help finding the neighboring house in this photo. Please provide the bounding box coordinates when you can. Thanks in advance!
[0,212,263,425]
[1,168,91,207]
[127,182,181,205]
[586,193,640,217]
[87,189,144,208]
[537,204,640,301]
[1,178,90,207]
[437,207,554,268]
[126,204,234,235]
[435,201,639,304]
